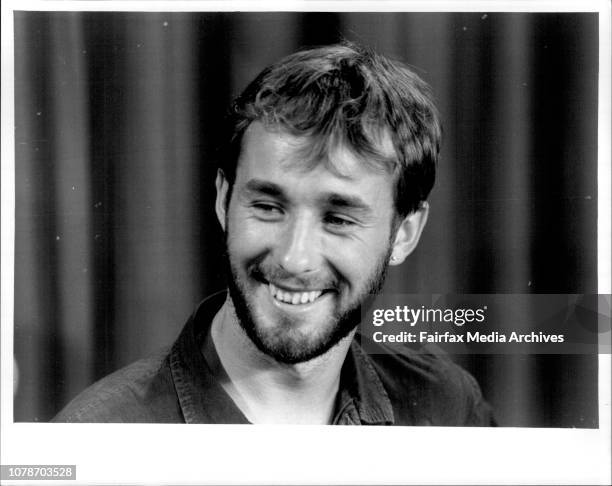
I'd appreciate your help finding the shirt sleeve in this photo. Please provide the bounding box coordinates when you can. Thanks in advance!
[462,370,497,426]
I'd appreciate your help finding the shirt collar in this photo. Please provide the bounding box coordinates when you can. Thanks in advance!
[334,339,394,425]
[170,291,394,425]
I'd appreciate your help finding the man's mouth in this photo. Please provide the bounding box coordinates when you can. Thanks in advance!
[268,283,326,305]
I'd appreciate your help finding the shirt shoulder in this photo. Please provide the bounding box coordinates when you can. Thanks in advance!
[52,348,183,423]
[364,342,495,426]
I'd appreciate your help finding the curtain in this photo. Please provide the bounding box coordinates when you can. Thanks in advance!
[13,12,599,425]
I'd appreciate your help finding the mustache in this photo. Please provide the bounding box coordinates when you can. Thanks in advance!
[250,264,339,291]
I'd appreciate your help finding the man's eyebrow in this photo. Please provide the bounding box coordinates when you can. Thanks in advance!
[243,179,287,200]
[324,193,373,213]
[243,180,373,213]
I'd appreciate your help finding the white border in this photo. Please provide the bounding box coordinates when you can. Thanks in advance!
[5,0,611,12]
[2,1,611,485]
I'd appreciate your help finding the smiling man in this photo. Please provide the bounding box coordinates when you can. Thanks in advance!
[54,43,494,425]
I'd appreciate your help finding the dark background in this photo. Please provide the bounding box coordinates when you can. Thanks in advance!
[13,11,599,426]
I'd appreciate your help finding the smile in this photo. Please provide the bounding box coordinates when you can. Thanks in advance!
[268,283,324,305]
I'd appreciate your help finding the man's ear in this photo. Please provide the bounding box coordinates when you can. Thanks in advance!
[215,169,230,232]
[389,202,429,266]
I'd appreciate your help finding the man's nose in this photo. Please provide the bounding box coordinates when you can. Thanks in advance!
[275,214,321,275]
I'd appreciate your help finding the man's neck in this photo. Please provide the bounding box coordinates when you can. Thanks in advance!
[205,296,354,424]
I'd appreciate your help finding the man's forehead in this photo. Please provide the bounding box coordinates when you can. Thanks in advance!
[238,121,397,181]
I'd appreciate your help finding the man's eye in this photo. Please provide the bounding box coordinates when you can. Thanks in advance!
[324,214,356,228]
[252,203,283,217]
[253,203,279,211]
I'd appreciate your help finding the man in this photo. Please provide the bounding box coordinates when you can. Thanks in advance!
[54,43,494,425]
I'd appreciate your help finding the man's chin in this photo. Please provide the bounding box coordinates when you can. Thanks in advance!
[243,323,354,364]
[230,286,361,364]
[225,252,388,364]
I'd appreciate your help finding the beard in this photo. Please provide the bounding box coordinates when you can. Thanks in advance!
[225,244,392,365]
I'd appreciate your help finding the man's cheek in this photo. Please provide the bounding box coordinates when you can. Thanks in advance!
[228,223,275,267]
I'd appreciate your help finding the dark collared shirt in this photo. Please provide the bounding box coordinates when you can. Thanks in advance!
[53,292,495,425]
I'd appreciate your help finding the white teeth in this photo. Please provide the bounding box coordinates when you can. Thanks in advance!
[268,283,324,305]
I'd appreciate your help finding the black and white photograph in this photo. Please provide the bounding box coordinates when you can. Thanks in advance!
[2,2,611,484]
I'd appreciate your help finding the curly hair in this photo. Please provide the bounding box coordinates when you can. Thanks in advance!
[218,42,442,216]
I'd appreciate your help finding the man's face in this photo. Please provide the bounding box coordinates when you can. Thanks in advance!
[217,122,405,364]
